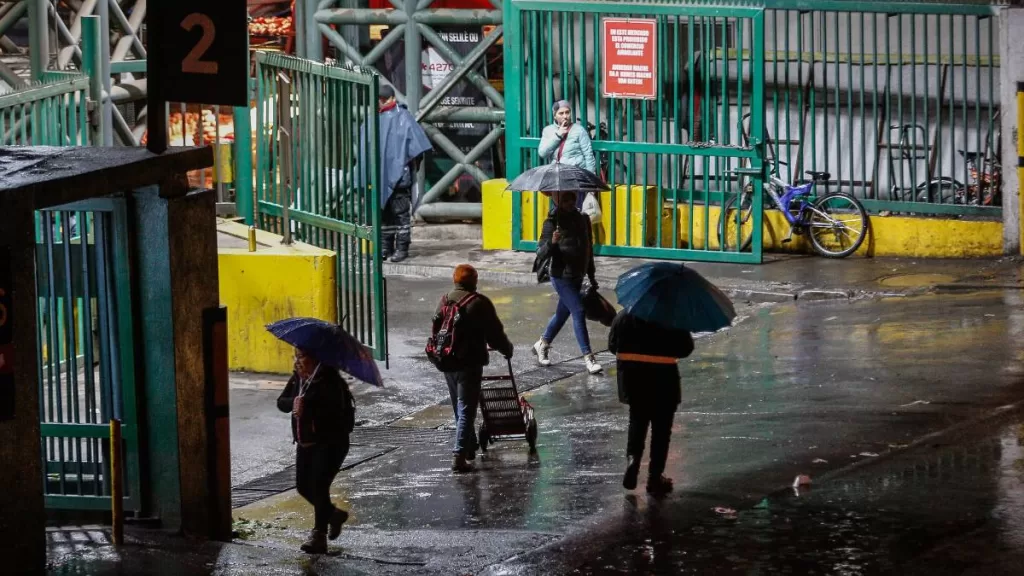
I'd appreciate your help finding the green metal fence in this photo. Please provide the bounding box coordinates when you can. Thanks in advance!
[35,201,140,511]
[505,0,768,263]
[254,52,388,361]
[0,75,90,146]
[760,1,1002,216]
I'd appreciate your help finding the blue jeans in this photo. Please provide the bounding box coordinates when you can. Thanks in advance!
[445,367,483,456]
[543,276,592,355]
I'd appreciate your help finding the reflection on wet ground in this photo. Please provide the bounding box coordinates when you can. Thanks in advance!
[49,291,1024,574]
[574,417,1024,575]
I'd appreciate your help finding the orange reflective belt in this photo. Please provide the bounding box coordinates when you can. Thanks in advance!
[616,353,677,365]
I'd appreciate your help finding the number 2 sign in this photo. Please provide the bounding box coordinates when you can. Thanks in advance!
[150,0,248,107]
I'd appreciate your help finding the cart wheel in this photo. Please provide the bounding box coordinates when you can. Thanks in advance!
[526,419,538,453]
[478,424,489,452]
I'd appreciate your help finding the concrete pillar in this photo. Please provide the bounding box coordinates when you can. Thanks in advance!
[132,181,229,538]
[0,197,45,573]
[1000,7,1024,254]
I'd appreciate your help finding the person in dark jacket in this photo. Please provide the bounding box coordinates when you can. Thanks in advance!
[607,310,695,495]
[437,264,514,472]
[277,348,355,553]
[532,190,602,375]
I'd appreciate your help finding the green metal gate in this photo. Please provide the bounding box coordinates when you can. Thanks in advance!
[35,200,141,511]
[505,0,767,263]
[3,76,141,511]
[254,52,388,361]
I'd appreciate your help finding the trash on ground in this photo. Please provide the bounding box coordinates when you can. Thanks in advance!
[858,452,880,457]
[713,507,738,518]
[793,474,812,488]
[900,400,931,407]
[812,458,828,464]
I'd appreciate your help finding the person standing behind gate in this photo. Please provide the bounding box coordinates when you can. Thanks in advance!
[532,190,602,375]
[538,100,597,211]
[365,84,432,263]
[428,264,514,473]
[607,310,694,495]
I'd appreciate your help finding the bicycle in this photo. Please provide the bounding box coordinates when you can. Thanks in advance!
[718,165,869,258]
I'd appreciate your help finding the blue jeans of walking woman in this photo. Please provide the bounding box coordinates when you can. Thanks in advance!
[543,276,592,354]
[445,366,483,456]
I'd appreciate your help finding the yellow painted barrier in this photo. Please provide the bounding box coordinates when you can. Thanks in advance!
[479,179,1002,258]
[1018,82,1024,256]
[598,185,659,247]
[217,220,337,373]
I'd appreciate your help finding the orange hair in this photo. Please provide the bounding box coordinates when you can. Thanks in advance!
[453,264,478,290]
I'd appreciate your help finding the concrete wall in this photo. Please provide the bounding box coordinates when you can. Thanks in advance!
[482,178,1004,258]
[217,221,337,374]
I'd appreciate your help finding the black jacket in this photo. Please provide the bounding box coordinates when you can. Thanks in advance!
[537,209,596,281]
[435,286,514,368]
[277,367,353,445]
[608,311,694,406]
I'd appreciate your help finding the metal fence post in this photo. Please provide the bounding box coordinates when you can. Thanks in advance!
[234,106,255,224]
[278,72,293,245]
[81,16,104,146]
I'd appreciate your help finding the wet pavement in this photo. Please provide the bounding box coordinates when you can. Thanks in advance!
[47,287,1024,575]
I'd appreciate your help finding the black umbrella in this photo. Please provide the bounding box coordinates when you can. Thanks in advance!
[505,162,610,196]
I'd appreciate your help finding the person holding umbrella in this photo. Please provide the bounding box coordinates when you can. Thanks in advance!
[533,189,602,375]
[611,263,736,495]
[503,155,610,376]
[266,318,384,554]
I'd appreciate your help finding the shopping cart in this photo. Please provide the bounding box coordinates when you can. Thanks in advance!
[477,352,538,452]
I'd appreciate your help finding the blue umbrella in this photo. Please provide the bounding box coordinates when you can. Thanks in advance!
[266,318,384,387]
[614,262,736,333]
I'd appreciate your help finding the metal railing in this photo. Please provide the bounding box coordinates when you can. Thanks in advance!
[505,0,1003,221]
[0,75,90,146]
[760,2,1002,216]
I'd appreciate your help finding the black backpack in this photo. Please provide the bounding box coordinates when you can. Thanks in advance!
[425,292,478,371]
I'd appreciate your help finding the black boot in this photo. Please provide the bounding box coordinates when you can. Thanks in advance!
[390,250,408,263]
[300,529,327,554]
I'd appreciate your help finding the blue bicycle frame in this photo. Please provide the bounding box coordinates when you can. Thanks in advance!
[763,174,818,227]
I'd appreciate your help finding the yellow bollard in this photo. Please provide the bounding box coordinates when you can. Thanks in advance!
[110,418,123,546]
[248,226,257,253]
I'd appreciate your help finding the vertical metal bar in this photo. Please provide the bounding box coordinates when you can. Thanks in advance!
[44,211,67,495]
[79,211,99,495]
[923,14,931,187]
[974,15,982,201]
[97,0,113,145]
[987,15,994,203]
[28,0,48,81]
[404,0,422,114]
[846,11,854,195]
[751,9,765,260]
[59,212,83,494]
[948,14,955,203]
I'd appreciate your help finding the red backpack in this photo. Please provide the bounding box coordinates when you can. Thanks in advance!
[425,292,479,372]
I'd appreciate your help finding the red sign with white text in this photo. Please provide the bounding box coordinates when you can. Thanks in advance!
[602,18,658,100]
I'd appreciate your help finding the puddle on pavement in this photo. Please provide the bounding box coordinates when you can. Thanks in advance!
[877,273,958,288]
[573,419,1024,575]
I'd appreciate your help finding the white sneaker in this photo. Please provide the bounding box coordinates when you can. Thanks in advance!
[532,340,551,366]
[585,354,602,375]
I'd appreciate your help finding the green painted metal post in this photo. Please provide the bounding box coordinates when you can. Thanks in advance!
[28,0,48,81]
[234,107,255,224]
[81,16,104,146]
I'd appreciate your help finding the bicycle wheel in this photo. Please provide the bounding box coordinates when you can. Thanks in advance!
[807,193,869,258]
[719,190,755,252]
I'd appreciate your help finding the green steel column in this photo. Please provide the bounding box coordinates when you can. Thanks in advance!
[28,0,48,81]
[404,0,422,113]
[234,107,255,224]
[82,16,104,146]
[305,0,323,61]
